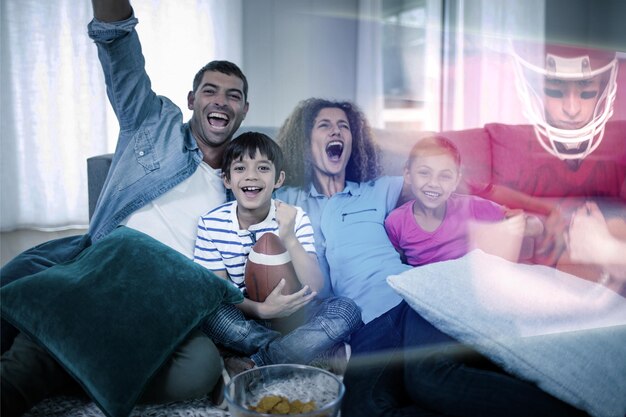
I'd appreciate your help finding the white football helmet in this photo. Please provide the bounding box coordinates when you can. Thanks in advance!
[511,41,618,160]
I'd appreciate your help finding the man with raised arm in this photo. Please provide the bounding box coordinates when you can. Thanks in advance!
[1,1,249,415]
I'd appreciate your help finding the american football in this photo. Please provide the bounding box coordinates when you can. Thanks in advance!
[244,233,301,302]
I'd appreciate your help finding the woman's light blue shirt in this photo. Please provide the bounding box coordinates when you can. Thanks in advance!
[275,176,411,323]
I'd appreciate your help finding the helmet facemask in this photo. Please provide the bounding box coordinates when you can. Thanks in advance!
[512,43,618,160]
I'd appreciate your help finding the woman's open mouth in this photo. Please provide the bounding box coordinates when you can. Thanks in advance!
[326,141,344,161]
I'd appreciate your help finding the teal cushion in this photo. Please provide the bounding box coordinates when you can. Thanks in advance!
[1,226,243,417]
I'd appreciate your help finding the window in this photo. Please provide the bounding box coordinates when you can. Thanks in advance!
[381,0,442,130]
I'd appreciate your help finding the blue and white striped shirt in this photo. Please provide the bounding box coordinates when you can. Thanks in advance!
[193,199,316,289]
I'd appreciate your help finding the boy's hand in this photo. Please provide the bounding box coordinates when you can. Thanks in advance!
[275,200,298,248]
[258,279,316,319]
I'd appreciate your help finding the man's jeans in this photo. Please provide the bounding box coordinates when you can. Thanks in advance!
[201,296,362,366]
[342,301,588,417]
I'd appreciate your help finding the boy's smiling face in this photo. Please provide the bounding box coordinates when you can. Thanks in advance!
[405,153,461,211]
[224,151,285,220]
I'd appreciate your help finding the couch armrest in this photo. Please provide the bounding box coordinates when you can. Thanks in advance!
[87,154,113,220]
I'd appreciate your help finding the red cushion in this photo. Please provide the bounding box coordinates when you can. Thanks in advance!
[440,127,493,194]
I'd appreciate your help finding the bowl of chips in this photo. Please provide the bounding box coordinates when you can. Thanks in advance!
[224,364,345,416]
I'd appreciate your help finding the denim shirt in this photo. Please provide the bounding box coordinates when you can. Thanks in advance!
[87,15,203,242]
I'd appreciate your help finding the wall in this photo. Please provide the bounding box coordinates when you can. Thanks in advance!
[241,0,360,128]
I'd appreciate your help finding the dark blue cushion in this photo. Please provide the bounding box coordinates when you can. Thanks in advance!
[1,226,243,417]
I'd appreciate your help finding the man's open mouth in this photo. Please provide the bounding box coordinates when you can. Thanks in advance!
[208,112,230,128]
[326,140,344,161]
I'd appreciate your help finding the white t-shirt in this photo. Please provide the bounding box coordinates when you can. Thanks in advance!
[122,162,225,258]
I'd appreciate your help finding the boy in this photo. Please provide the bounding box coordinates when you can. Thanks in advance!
[194,132,361,372]
[385,136,543,266]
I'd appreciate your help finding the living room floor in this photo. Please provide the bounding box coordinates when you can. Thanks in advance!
[1,229,87,267]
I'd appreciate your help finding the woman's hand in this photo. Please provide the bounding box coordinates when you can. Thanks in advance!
[257,279,316,319]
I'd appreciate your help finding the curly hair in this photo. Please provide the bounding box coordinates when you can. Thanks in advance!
[276,98,383,187]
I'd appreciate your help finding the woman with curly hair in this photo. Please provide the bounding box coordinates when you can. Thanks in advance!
[274,98,412,324]
[278,98,383,189]
[274,98,588,417]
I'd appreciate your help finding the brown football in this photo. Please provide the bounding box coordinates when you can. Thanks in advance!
[244,233,301,302]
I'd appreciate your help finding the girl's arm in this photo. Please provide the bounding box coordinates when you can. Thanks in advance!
[482,184,556,216]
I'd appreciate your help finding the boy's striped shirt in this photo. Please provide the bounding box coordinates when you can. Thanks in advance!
[193,199,316,290]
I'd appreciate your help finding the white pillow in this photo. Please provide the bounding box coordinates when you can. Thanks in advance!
[387,249,626,417]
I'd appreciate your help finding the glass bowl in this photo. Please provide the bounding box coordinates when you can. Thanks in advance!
[224,364,345,416]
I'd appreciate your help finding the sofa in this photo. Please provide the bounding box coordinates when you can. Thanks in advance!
[22,121,624,417]
[88,120,626,262]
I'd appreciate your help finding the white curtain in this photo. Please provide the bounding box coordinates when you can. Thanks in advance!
[356,0,384,129]
[440,0,546,130]
[353,0,545,132]
[355,0,443,131]
[0,0,241,231]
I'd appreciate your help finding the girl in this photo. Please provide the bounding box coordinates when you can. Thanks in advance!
[385,136,542,266]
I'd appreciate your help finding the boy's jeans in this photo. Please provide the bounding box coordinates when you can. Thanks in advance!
[201,296,362,366]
